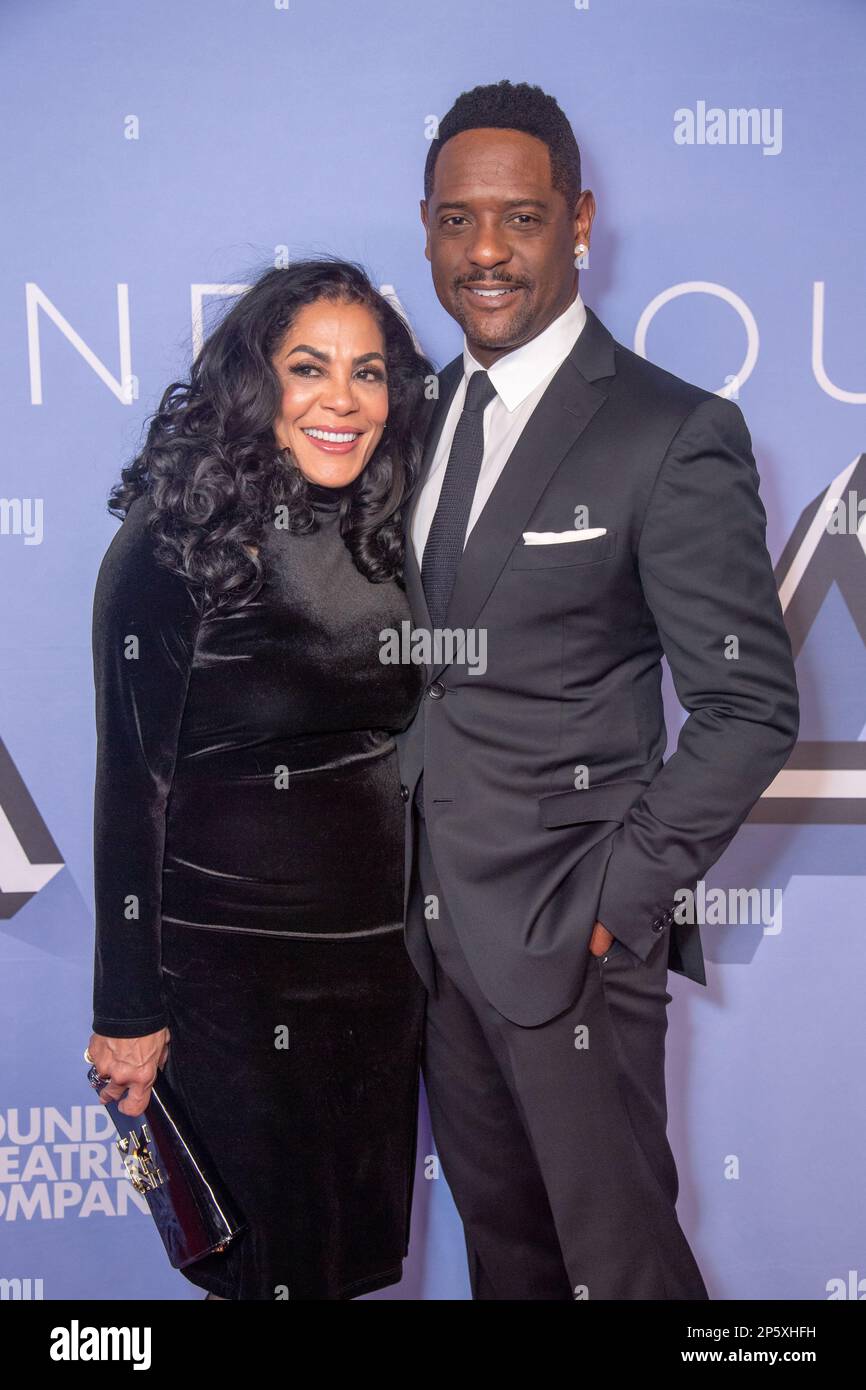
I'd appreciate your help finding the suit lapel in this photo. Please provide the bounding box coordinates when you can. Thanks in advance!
[402,355,463,640]
[403,305,618,684]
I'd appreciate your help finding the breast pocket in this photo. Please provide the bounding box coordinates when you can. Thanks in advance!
[509,529,617,570]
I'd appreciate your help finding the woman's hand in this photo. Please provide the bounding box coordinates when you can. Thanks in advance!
[88,1028,171,1116]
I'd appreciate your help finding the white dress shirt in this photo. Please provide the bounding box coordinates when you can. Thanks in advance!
[411,290,588,567]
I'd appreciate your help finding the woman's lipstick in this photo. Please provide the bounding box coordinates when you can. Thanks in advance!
[300,426,363,455]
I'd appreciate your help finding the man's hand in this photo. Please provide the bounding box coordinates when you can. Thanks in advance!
[588,920,615,957]
[87,1029,171,1116]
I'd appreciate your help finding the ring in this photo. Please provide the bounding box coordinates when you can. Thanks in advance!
[84,1047,112,1084]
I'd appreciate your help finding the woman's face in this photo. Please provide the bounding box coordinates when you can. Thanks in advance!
[270,298,389,489]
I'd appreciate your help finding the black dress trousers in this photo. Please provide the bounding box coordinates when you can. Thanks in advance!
[411,808,709,1301]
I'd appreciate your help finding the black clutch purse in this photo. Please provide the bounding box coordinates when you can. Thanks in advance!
[85,1050,246,1270]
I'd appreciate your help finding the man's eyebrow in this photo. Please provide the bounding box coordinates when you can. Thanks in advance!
[433,198,550,213]
[286,345,386,365]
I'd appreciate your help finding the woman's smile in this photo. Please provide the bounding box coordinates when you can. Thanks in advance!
[299,425,365,454]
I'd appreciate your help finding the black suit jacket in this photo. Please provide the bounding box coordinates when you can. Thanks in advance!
[396,305,799,1026]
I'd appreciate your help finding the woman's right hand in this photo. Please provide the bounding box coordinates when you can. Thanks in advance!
[88,1028,171,1116]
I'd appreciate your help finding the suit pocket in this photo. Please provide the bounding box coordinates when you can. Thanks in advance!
[510,529,617,570]
[538,777,648,828]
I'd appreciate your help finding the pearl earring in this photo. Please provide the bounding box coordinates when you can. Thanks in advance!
[574,242,588,256]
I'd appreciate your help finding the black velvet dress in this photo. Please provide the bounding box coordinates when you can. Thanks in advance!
[91,482,426,1300]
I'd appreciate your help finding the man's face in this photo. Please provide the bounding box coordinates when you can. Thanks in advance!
[421,127,594,366]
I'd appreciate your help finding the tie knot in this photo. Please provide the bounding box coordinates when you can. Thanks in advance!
[463,370,497,415]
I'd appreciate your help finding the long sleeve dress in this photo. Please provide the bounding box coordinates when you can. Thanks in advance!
[91,481,427,1300]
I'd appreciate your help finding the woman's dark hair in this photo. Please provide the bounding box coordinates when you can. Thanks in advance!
[109,258,434,610]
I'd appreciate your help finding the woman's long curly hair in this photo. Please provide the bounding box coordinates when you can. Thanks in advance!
[109,258,434,610]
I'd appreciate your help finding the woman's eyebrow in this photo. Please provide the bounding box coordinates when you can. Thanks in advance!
[287,345,386,366]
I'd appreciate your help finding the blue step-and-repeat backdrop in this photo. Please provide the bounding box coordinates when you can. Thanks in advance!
[1,0,864,1300]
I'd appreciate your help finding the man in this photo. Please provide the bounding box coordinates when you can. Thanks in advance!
[395,80,798,1300]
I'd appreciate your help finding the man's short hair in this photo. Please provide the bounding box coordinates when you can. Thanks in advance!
[424,80,582,208]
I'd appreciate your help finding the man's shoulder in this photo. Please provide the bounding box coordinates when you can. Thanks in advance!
[591,323,751,455]
[568,306,753,465]
[427,318,736,440]
[605,328,716,422]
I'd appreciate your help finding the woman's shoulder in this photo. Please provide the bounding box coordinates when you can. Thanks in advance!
[94,494,202,622]
[96,495,164,590]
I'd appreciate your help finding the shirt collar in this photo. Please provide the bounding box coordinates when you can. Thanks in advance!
[462,289,587,412]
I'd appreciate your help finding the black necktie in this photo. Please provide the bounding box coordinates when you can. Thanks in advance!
[421,370,497,631]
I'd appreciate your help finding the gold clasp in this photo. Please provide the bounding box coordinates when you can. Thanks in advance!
[116,1122,165,1194]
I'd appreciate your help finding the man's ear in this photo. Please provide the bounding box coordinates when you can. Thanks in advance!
[420,198,431,262]
[573,189,596,251]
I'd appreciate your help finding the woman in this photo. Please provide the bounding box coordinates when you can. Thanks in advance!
[88,259,432,1300]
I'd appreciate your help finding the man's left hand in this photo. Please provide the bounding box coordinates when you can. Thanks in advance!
[588,920,615,957]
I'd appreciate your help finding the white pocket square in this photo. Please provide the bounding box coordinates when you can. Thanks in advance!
[521,527,607,545]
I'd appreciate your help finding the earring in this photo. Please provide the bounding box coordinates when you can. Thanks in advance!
[574,242,588,256]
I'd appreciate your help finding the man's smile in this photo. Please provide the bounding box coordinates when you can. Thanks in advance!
[459,282,526,310]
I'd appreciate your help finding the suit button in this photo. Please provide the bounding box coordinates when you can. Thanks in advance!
[400,784,409,802]
[428,681,446,699]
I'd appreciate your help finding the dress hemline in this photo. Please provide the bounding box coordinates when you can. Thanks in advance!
[185,1260,406,1302]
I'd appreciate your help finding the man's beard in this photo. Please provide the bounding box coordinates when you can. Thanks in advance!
[451,285,537,350]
